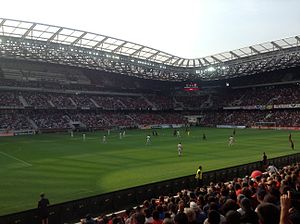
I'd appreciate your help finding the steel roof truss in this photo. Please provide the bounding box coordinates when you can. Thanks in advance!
[229,51,240,59]
[71,32,87,46]
[147,51,160,60]
[47,27,63,42]
[112,41,127,53]
[211,55,222,63]
[197,59,203,67]
[249,46,260,54]
[271,41,283,50]
[92,37,109,49]
[202,58,211,65]
[129,46,144,57]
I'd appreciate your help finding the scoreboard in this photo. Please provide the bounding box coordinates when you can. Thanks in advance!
[183,83,200,91]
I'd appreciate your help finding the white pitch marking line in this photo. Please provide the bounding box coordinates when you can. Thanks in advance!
[0,151,32,167]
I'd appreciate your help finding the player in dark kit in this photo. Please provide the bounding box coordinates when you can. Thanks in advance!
[289,133,295,150]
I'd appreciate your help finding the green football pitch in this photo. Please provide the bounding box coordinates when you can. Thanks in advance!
[0,127,297,215]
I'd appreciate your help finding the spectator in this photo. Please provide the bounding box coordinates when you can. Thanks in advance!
[38,193,50,224]
[225,210,240,224]
[256,202,280,224]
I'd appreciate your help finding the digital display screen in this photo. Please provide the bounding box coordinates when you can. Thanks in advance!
[184,83,200,91]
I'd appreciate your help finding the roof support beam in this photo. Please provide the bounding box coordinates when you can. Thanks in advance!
[282,39,292,47]
[0,19,6,27]
[230,51,240,59]
[172,58,181,66]
[211,56,222,63]
[178,59,185,67]
[147,51,160,60]
[202,58,211,65]
[163,56,175,64]
[47,27,63,42]
[92,37,108,49]
[197,59,203,67]
[130,46,144,56]
[295,36,300,43]
[271,41,283,50]
[71,32,87,46]
[250,46,260,54]
[21,23,36,39]
[112,41,127,53]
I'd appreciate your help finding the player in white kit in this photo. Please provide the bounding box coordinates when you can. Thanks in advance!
[178,142,183,156]
[228,135,234,146]
[146,135,151,145]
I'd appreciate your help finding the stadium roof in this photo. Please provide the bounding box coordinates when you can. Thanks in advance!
[0,18,300,81]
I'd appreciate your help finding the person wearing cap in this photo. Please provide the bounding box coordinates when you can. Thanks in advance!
[38,192,50,224]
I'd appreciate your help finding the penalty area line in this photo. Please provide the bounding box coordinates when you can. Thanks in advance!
[0,151,32,167]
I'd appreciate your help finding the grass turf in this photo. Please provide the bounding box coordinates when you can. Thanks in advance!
[0,127,297,215]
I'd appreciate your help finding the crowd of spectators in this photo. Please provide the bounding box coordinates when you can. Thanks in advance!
[120,96,151,110]
[147,96,174,110]
[67,112,110,129]
[81,162,300,224]
[215,84,300,107]
[71,95,97,108]
[49,94,76,108]
[4,83,300,109]
[200,110,300,127]
[2,82,300,130]
[175,96,209,109]
[22,92,52,108]
[91,96,125,110]
[0,91,22,107]
[0,112,32,130]
[28,111,71,129]
[2,108,300,131]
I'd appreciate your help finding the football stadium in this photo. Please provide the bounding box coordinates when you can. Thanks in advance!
[1,3,300,224]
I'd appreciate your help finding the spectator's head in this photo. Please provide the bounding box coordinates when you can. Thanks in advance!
[207,210,220,224]
[143,208,152,219]
[185,208,196,223]
[257,189,267,203]
[152,210,160,221]
[163,217,174,224]
[112,217,124,224]
[221,199,237,215]
[263,193,278,205]
[240,198,252,212]
[178,200,185,213]
[256,202,279,224]
[225,210,241,224]
[131,213,145,224]
[174,212,188,224]
[189,201,198,211]
[236,194,245,206]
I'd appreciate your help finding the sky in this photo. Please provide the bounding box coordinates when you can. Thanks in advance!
[1,0,300,58]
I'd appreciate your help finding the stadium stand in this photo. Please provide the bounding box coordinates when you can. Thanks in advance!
[79,162,300,224]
